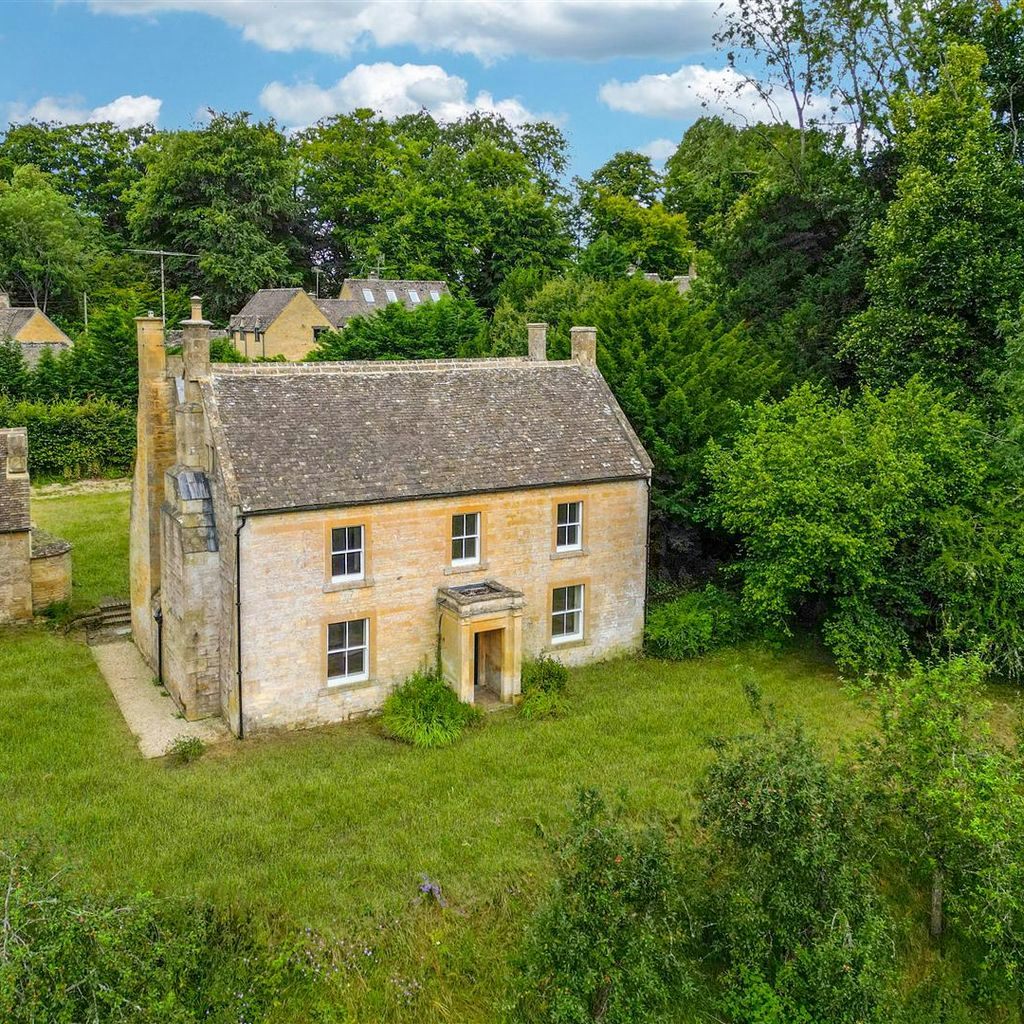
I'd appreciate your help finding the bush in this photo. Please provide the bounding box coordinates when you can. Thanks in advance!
[0,847,314,1023]
[644,584,745,659]
[510,789,692,1023]
[519,655,569,719]
[166,734,206,765]
[0,397,135,478]
[381,670,482,748]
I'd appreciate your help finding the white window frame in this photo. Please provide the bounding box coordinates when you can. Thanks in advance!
[556,500,583,552]
[552,584,584,643]
[362,287,376,303]
[385,288,398,303]
[408,289,421,304]
[327,618,369,684]
[330,524,364,582]
[451,512,480,566]
[430,289,441,302]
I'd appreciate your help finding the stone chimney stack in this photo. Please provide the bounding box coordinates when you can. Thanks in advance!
[6,428,27,475]
[570,326,597,366]
[176,296,211,469]
[0,291,10,309]
[527,322,548,361]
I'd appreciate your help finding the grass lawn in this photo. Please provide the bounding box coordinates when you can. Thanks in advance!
[2,488,875,1020]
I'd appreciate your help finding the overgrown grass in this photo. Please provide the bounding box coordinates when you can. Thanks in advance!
[0,488,879,1020]
[31,486,130,612]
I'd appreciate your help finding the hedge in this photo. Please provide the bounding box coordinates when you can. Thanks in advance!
[0,398,135,479]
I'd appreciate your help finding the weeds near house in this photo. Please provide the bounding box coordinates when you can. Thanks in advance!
[381,670,482,748]
[519,654,569,719]
[166,734,205,765]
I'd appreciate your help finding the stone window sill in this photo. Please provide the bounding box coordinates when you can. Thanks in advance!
[550,547,588,561]
[544,637,589,654]
[443,560,489,577]
[323,576,374,594]
[319,677,377,697]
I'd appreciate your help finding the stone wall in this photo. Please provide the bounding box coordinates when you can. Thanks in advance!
[30,534,72,611]
[0,531,32,623]
[237,478,649,732]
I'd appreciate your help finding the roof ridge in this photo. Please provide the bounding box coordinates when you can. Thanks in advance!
[211,357,581,376]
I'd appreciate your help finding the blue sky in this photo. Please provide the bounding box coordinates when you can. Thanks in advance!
[1,1,769,177]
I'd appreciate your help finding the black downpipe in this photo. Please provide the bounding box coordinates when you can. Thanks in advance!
[154,606,163,684]
[235,515,248,738]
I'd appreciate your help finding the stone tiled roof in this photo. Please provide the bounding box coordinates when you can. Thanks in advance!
[203,359,652,514]
[0,428,31,534]
[343,278,450,312]
[315,298,357,329]
[229,288,307,331]
[0,308,34,337]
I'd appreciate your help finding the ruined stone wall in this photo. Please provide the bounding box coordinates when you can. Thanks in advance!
[237,478,649,732]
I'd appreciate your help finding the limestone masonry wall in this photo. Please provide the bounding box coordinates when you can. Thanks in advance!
[238,478,649,732]
[0,531,32,623]
[30,544,72,612]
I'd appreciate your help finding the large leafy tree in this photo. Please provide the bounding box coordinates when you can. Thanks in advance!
[127,112,306,320]
[0,120,150,235]
[298,110,571,308]
[840,44,1024,399]
[0,165,95,312]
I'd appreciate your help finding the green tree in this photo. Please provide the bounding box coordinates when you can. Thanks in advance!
[700,696,893,1023]
[127,112,306,320]
[863,658,1024,1001]
[0,165,95,311]
[0,120,150,235]
[0,341,30,399]
[840,44,1024,399]
[704,380,997,672]
[307,295,486,362]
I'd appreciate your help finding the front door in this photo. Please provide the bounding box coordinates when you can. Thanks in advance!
[473,628,503,697]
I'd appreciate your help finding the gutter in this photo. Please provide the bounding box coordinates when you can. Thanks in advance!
[235,514,248,739]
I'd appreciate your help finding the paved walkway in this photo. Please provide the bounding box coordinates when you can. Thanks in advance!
[91,640,230,758]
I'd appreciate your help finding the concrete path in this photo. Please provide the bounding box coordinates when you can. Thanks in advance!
[91,640,230,758]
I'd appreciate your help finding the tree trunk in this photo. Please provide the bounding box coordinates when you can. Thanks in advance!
[930,868,944,939]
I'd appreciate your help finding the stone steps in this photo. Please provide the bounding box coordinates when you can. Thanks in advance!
[73,599,132,646]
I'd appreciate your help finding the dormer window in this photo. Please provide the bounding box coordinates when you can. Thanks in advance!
[408,289,420,304]
[451,512,480,566]
[386,288,398,303]
[430,290,441,302]
[556,501,583,551]
[362,288,376,303]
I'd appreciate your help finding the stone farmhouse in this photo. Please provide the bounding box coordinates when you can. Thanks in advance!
[131,301,651,737]
[228,278,451,360]
[0,428,72,623]
[0,291,73,368]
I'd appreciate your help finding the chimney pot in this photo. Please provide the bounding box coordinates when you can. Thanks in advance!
[570,326,597,366]
[527,322,547,361]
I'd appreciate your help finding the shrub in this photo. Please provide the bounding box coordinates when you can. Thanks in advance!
[166,734,206,765]
[381,670,482,748]
[510,789,692,1023]
[0,397,135,478]
[519,654,569,719]
[0,847,315,1023]
[644,584,745,659]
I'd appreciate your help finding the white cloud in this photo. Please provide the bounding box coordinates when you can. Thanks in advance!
[261,63,546,128]
[89,0,719,62]
[638,138,678,164]
[6,93,162,129]
[600,64,830,127]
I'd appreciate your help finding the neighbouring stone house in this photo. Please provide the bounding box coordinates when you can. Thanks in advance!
[131,301,651,737]
[228,278,453,360]
[0,428,72,623]
[0,291,73,368]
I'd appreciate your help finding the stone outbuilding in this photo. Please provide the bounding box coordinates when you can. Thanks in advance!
[0,291,73,368]
[0,428,72,623]
[131,299,651,737]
